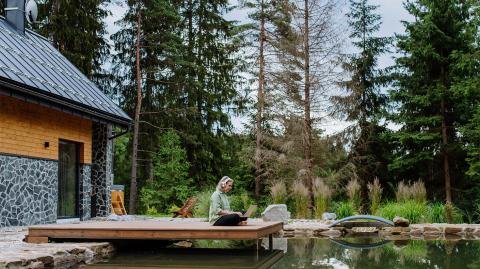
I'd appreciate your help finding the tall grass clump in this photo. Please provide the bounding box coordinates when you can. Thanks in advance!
[427,202,463,223]
[271,181,288,204]
[193,188,213,218]
[396,180,426,203]
[346,178,361,213]
[375,200,428,224]
[293,179,309,219]
[444,203,464,224]
[428,202,448,223]
[334,201,354,219]
[313,178,332,218]
[368,177,382,214]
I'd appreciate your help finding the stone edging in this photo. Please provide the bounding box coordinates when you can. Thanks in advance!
[0,227,115,269]
[282,221,480,240]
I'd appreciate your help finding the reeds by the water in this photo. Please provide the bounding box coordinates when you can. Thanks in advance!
[346,178,361,213]
[293,179,309,218]
[368,177,383,214]
[313,178,332,218]
[270,180,288,204]
[396,180,426,203]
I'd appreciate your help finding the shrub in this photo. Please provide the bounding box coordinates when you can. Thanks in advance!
[334,201,354,219]
[145,206,159,216]
[367,177,382,214]
[346,178,361,213]
[427,202,447,223]
[375,201,428,224]
[230,192,253,212]
[444,203,464,224]
[313,178,332,218]
[396,180,426,203]
[271,181,288,204]
[293,179,309,219]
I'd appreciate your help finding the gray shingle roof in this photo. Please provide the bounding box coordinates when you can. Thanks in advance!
[0,17,131,126]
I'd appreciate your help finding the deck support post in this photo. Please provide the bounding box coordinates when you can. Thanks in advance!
[25,236,49,243]
[269,234,273,251]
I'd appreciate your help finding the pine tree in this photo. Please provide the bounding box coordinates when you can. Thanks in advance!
[113,0,245,209]
[244,0,296,198]
[112,0,184,212]
[390,0,480,217]
[331,0,391,204]
[281,0,343,214]
[37,0,110,80]
[179,0,246,186]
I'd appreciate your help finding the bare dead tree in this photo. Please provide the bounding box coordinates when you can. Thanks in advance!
[129,3,143,214]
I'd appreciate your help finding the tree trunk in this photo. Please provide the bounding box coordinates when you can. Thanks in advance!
[303,0,313,215]
[255,0,266,199]
[441,97,453,221]
[129,7,142,215]
[440,64,452,222]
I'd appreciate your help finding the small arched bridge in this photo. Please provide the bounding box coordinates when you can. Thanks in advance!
[328,215,394,228]
[330,238,392,250]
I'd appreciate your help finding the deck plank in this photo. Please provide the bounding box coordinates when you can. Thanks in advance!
[27,220,283,242]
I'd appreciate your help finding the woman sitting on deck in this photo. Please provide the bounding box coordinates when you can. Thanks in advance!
[209,176,243,226]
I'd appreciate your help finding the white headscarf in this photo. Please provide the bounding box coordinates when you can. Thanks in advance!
[216,176,233,192]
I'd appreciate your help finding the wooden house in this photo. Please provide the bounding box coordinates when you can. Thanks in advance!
[0,0,131,227]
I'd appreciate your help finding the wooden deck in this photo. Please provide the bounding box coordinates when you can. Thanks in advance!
[25,220,283,244]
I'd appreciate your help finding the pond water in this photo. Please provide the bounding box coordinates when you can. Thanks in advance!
[85,238,480,269]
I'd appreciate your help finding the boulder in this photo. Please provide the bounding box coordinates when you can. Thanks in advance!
[262,204,291,224]
[322,212,337,221]
[393,216,410,227]
[107,214,136,221]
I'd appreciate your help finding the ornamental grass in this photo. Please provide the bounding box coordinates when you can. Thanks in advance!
[293,179,309,219]
[346,178,361,213]
[270,180,288,204]
[313,178,332,218]
[396,180,426,203]
[367,177,382,214]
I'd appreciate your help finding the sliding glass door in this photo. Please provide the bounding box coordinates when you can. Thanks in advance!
[58,140,79,218]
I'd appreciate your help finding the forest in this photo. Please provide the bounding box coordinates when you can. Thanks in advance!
[4,0,480,223]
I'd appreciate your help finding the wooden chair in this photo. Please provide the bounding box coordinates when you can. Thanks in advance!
[172,197,197,218]
[111,190,127,215]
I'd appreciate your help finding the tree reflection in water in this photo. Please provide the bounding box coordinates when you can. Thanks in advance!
[271,238,480,269]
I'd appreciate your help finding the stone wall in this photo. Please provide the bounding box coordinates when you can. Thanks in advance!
[91,123,113,217]
[0,155,58,227]
[79,164,92,221]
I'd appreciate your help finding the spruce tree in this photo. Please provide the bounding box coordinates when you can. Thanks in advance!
[112,0,184,212]
[390,0,480,215]
[37,0,110,81]
[332,0,391,205]
[179,0,246,186]
[244,0,296,198]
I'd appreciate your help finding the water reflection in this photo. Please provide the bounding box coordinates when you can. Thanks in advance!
[271,238,480,269]
[83,238,480,269]
[84,248,284,269]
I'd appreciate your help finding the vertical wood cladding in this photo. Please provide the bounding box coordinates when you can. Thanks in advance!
[0,95,92,163]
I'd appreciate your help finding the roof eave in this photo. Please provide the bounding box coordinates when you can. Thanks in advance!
[0,77,132,128]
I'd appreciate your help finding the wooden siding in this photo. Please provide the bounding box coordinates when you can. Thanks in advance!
[0,95,92,163]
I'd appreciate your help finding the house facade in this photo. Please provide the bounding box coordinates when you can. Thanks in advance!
[0,0,131,227]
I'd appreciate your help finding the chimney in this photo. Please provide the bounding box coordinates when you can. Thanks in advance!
[5,0,25,34]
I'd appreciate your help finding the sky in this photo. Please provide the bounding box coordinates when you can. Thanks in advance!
[103,0,412,134]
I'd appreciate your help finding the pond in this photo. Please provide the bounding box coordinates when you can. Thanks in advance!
[84,238,480,269]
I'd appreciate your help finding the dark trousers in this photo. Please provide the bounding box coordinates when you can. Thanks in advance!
[213,214,242,226]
